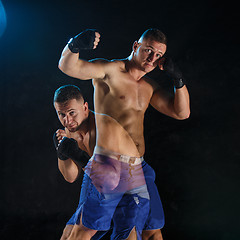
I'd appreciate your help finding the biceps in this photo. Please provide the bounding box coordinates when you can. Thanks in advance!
[150,90,174,115]
[73,60,106,80]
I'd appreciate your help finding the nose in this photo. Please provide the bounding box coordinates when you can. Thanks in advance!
[147,52,159,63]
[147,52,154,62]
[64,114,73,125]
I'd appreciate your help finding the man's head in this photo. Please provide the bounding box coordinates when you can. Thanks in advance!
[54,85,89,132]
[132,28,167,72]
[139,28,167,45]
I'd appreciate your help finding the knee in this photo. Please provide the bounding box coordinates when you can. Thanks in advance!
[68,224,97,239]
[154,232,163,240]
[60,225,73,240]
[142,229,163,240]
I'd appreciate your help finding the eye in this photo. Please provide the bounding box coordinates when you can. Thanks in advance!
[69,111,76,116]
[156,53,162,59]
[59,113,65,118]
[145,49,152,54]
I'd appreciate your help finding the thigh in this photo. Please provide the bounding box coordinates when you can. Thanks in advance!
[142,162,165,230]
[111,189,150,240]
[82,180,124,231]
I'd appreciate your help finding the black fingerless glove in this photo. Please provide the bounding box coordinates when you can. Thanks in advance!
[57,137,89,168]
[53,132,68,160]
[68,29,96,53]
[163,57,186,89]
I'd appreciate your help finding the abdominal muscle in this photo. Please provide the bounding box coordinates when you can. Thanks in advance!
[95,114,141,157]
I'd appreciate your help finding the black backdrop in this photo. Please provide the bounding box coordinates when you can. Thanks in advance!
[1,0,239,239]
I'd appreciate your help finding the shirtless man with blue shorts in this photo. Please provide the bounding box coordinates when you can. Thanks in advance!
[53,85,165,240]
[53,84,103,240]
[58,28,190,239]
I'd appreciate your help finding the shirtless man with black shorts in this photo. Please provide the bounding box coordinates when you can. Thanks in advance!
[58,28,190,240]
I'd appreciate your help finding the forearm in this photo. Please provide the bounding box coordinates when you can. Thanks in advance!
[173,85,190,119]
[58,158,80,183]
[159,57,190,119]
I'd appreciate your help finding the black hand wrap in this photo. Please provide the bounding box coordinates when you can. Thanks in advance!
[53,132,68,160]
[163,57,185,89]
[68,29,96,53]
[57,137,89,168]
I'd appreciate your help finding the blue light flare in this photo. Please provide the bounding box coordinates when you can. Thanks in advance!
[0,0,7,37]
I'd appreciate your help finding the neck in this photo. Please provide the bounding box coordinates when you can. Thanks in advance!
[126,53,146,81]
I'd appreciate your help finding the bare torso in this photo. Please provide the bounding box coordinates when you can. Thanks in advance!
[92,59,155,157]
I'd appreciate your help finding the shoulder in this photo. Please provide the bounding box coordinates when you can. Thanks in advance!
[94,58,126,76]
[90,58,124,72]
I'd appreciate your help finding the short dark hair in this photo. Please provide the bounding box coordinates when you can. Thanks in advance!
[140,28,167,45]
[53,85,84,103]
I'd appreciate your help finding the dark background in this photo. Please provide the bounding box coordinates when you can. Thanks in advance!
[1,0,239,239]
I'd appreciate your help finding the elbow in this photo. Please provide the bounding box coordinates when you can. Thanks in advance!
[176,109,191,120]
[64,175,77,183]
[58,61,62,71]
[60,168,79,183]
[58,59,66,73]
[58,56,72,75]
[58,160,79,183]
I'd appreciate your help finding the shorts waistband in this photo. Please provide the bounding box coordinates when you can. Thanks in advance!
[94,146,144,165]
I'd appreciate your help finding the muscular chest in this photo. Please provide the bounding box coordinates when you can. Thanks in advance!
[104,73,152,111]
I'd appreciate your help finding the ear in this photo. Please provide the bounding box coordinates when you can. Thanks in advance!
[132,41,139,52]
[83,101,89,111]
[158,57,166,70]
